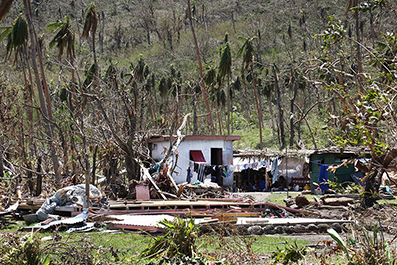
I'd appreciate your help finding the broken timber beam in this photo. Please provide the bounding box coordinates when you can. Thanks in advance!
[138,160,167,200]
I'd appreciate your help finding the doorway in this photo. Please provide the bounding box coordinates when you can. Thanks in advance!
[211,148,223,185]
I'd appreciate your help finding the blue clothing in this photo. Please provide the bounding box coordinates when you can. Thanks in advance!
[259,180,266,190]
[186,166,192,183]
[271,158,279,184]
[318,164,329,192]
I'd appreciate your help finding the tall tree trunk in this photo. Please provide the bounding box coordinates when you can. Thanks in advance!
[251,64,263,149]
[192,92,198,135]
[226,75,231,135]
[242,83,251,126]
[0,137,3,178]
[69,52,77,108]
[273,65,285,150]
[19,47,32,123]
[83,135,90,208]
[361,167,383,208]
[93,32,99,88]
[35,156,42,196]
[354,7,363,87]
[289,72,298,148]
[59,125,69,176]
[268,93,276,141]
[23,45,40,122]
[92,145,98,185]
[151,77,159,128]
[187,0,215,135]
[214,98,222,135]
[23,0,60,186]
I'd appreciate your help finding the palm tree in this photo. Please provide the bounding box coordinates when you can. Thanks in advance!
[0,0,60,186]
[47,17,75,60]
[0,14,32,123]
[345,0,363,80]
[273,64,286,150]
[187,0,215,135]
[205,67,223,134]
[263,74,276,141]
[82,3,98,86]
[237,36,263,149]
[47,16,77,105]
[158,75,170,120]
[218,33,232,135]
[230,76,243,132]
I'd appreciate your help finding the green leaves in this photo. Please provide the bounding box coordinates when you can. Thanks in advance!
[271,241,307,265]
[316,17,345,52]
[47,16,75,60]
[328,228,351,261]
[219,42,231,80]
[236,36,257,72]
[140,217,199,260]
[0,14,28,62]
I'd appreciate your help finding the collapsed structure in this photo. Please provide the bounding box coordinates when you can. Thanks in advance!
[0,131,395,235]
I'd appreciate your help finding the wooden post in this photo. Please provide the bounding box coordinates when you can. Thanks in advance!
[35,157,42,196]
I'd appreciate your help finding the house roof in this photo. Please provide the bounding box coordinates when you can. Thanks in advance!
[233,146,371,160]
[311,146,371,155]
[147,135,241,143]
[234,149,312,160]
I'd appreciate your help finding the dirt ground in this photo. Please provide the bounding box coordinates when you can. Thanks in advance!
[226,191,275,202]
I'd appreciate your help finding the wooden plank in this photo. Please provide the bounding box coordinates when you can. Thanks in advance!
[140,162,168,200]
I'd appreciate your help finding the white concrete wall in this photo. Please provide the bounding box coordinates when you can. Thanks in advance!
[150,139,234,186]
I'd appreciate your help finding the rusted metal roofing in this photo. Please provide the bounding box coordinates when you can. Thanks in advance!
[148,135,241,143]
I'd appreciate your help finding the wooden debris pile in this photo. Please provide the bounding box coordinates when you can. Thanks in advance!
[284,194,356,210]
[122,164,226,201]
[0,202,19,228]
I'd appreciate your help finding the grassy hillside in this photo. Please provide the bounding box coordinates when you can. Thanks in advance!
[0,0,395,151]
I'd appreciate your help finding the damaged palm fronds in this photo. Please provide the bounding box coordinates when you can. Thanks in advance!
[0,231,118,264]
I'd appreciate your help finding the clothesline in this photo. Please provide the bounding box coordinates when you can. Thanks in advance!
[177,152,268,169]
[186,161,232,183]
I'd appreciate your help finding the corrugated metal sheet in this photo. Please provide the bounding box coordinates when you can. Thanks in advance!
[29,209,89,231]
[107,214,175,231]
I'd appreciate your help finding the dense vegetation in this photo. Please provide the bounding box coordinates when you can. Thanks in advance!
[0,0,396,206]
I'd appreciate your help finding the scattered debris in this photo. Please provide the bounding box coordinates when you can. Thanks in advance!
[24,184,107,223]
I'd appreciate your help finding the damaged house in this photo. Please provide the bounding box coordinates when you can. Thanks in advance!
[233,150,311,191]
[148,135,240,187]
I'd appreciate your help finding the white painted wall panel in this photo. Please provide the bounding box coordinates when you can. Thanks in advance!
[149,139,235,186]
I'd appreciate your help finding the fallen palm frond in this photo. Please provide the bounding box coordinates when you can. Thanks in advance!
[140,217,199,259]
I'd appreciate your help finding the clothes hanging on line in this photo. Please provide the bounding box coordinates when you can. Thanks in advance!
[186,161,234,184]
[233,160,268,173]
[271,158,279,184]
[222,165,228,179]
[186,165,193,183]
[197,163,206,182]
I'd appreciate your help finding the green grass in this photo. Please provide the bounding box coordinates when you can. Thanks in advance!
[1,223,314,264]
[39,231,152,263]
[253,235,309,254]
[198,234,308,254]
